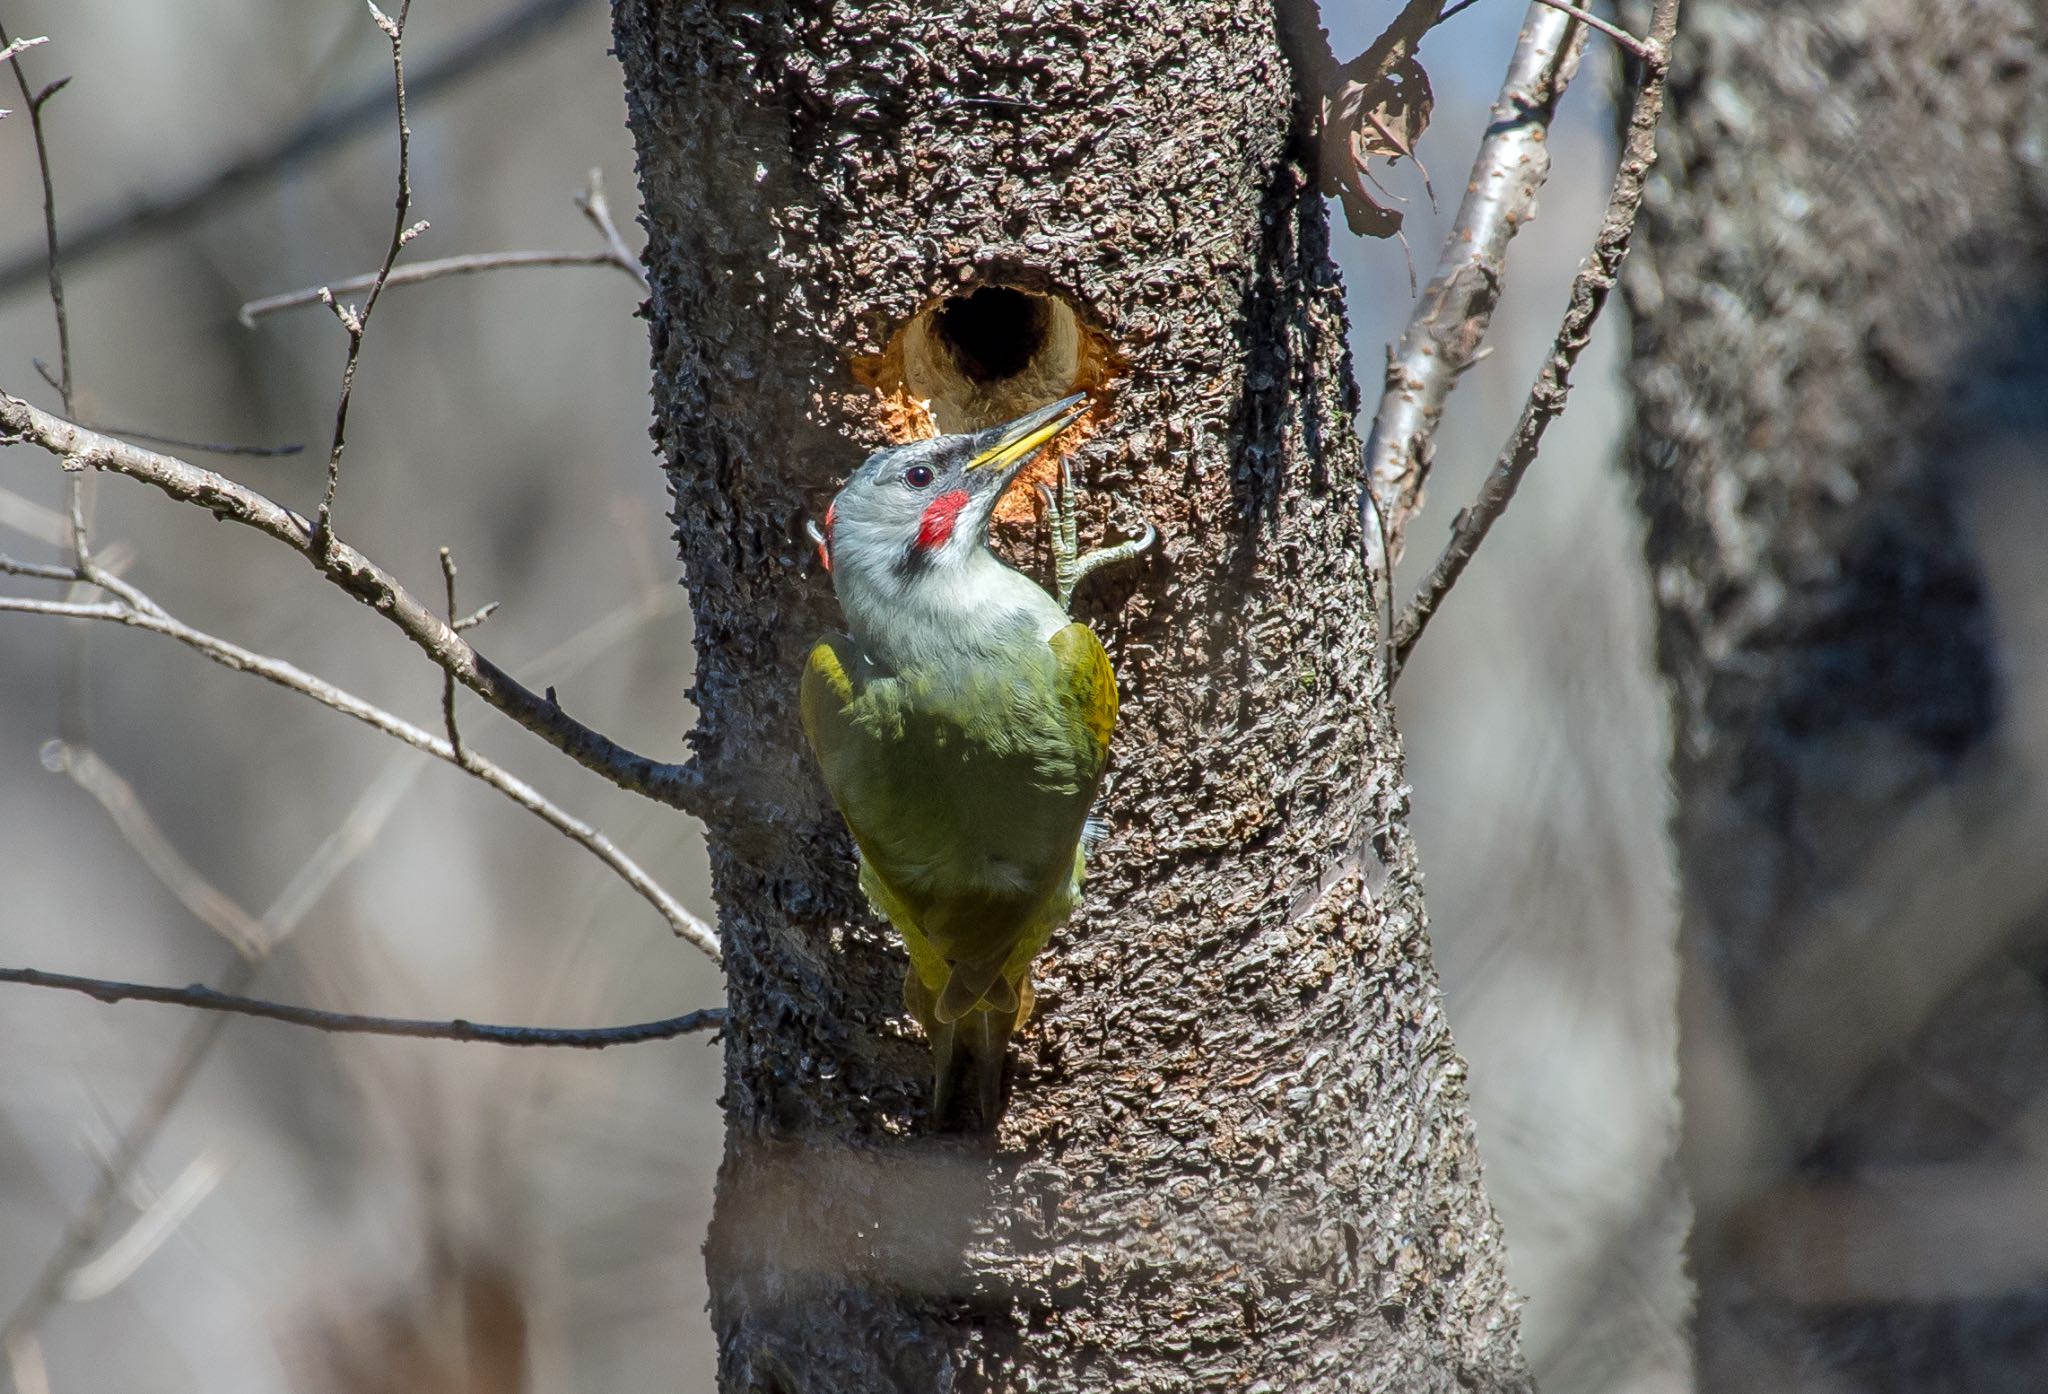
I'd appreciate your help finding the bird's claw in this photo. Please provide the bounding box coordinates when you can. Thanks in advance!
[1042,458,1155,613]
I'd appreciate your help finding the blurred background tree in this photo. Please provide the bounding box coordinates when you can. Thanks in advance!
[1624,1,2048,1390]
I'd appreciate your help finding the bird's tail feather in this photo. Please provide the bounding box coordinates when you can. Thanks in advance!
[935,956,1018,1023]
[928,1015,960,1120]
[966,1009,1007,1123]
[906,962,1033,1128]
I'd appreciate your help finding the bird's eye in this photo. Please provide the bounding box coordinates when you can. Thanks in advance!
[903,465,935,489]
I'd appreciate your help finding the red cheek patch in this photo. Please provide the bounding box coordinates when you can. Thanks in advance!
[818,501,837,572]
[915,490,971,552]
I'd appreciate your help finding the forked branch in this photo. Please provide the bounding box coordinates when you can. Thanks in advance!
[238,164,646,323]
[0,570,720,960]
[0,0,593,296]
[1391,0,1678,674]
[0,395,719,819]
[1359,4,1590,569]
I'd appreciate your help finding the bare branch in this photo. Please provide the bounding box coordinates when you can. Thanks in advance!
[238,167,644,325]
[0,394,717,817]
[238,248,629,325]
[0,967,726,1047]
[0,588,721,960]
[0,755,421,1352]
[1359,4,1589,568]
[0,33,47,67]
[1528,0,1658,62]
[1391,0,1678,675]
[0,0,593,298]
[2,15,95,626]
[0,557,76,582]
[89,424,303,458]
[1,22,70,413]
[313,0,415,555]
[0,490,68,546]
[439,546,466,761]
[41,741,270,958]
[574,167,649,288]
[453,599,500,631]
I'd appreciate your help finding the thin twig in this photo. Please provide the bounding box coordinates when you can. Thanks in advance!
[0,965,244,1359]
[0,32,47,73]
[1390,0,1678,675]
[237,248,630,326]
[314,0,417,556]
[2,23,70,413]
[0,0,593,298]
[42,742,270,958]
[0,590,721,960]
[0,967,725,1047]
[440,546,466,761]
[0,554,73,582]
[1359,4,1589,570]
[0,486,68,546]
[0,395,717,817]
[90,424,303,458]
[0,759,423,1351]
[573,167,649,288]
[1528,0,1657,62]
[60,1148,229,1303]
[3,16,91,635]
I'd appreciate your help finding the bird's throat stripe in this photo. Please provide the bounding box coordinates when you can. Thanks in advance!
[915,490,971,552]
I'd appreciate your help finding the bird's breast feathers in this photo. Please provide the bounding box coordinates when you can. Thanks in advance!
[800,623,1117,901]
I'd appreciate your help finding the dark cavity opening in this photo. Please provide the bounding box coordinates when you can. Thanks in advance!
[931,286,1051,384]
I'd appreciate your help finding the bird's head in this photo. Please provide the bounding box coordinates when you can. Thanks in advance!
[813,393,1087,585]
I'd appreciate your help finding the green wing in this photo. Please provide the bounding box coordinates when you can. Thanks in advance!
[800,632,891,862]
[1047,620,1118,784]
[799,633,860,777]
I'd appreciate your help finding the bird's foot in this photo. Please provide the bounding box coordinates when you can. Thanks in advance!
[1037,458,1156,613]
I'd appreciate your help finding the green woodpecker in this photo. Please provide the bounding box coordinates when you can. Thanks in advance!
[800,393,1150,1124]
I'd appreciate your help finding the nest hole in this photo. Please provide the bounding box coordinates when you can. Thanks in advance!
[900,286,1084,435]
[850,282,1125,523]
[930,286,1053,384]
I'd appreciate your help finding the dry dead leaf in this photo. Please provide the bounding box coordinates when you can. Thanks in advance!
[1304,0,1440,239]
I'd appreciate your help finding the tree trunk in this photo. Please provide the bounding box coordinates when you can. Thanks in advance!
[1622,1,2048,1387]
[608,2,1529,1389]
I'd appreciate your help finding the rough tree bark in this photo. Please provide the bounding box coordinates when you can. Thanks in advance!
[1623,1,2048,1388]
[609,2,1529,1390]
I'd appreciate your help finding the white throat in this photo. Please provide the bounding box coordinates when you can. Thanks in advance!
[833,543,1065,676]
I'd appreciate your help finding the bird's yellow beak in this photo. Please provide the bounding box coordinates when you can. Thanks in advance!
[966,392,1089,475]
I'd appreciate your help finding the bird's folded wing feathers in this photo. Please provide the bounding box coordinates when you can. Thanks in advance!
[1049,621,1118,777]
[800,633,860,764]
